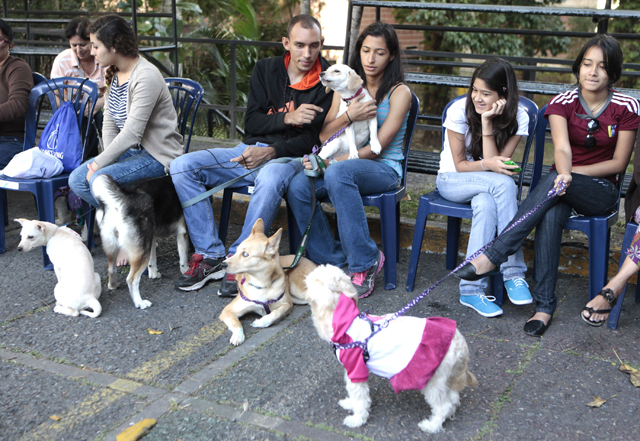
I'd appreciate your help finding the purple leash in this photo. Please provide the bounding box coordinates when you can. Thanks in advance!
[332,182,568,352]
[311,123,350,155]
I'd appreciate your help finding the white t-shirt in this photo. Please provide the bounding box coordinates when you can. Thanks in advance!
[438,97,529,173]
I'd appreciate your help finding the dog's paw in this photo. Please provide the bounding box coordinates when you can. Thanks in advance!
[230,329,245,346]
[418,419,444,434]
[370,140,382,154]
[348,150,360,160]
[148,268,162,279]
[108,280,118,290]
[135,299,153,309]
[343,414,367,428]
[179,264,188,274]
[338,398,353,411]
[54,304,79,317]
[251,317,272,328]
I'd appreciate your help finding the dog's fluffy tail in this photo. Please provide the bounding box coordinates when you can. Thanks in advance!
[92,174,125,210]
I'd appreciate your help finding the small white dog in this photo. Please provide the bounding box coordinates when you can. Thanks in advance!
[305,264,477,433]
[15,218,102,318]
[319,64,381,159]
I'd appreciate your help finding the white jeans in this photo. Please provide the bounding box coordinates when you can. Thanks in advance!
[437,171,527,296]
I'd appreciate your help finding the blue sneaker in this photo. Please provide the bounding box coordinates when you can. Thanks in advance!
[504,278,533,305]
[460,294,503,317]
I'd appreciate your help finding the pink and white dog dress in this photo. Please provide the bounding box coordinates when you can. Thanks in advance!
[331,293,457,393]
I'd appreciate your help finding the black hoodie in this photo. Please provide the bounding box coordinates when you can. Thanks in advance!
[243,51,333,158]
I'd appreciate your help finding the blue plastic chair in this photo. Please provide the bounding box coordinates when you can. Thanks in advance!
[531,104,624,302]
[406,95,539,305]
[165,78,204,153]
[606,221,640,329]
[280,92,420,290]
[32,72,47,85]
[0,77,99,269]
[84,77,205,251]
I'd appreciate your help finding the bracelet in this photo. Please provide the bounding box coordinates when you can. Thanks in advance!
[482,133,494,137]
[329,157,338,165]
[345,111,353,123]
[89,162,96,172]
[480,160,487,171]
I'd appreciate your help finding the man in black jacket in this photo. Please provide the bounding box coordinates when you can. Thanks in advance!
[171,14,333,293]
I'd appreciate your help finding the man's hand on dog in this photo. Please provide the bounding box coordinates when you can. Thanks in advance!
[231,146,276,169]
[345,94,377,121]
[284,103,324,126]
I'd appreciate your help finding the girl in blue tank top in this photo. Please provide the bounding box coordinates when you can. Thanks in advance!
[287,22,412,297]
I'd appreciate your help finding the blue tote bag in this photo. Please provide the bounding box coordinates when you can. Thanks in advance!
[38,79,88,173]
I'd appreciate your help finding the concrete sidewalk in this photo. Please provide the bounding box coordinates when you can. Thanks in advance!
[1,183,640,441]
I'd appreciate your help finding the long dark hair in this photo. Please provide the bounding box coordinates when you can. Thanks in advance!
[465,58,520,160]
[88,15,138,86]
[572,34,623,87]
[350,22,405,104]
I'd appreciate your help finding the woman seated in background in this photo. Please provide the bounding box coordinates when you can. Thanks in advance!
[457,34,640,336]
[0,19,33,169]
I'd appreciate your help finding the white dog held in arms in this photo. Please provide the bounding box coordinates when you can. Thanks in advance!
[15,218,102,318]
[318,64,381,159]
[305,264,477,433]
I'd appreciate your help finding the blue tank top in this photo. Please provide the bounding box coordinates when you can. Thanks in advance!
[376,89,409,178]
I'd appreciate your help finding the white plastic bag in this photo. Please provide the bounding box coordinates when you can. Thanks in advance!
[1,147,64,178]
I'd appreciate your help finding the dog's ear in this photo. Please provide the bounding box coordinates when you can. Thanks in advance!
[266,228,283,257]
[14,218,27,226]
[347,70,363,91]
[35,221,47,232]
[251,218,265,236]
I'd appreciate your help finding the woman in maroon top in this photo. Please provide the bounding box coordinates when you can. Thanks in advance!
[0,19,33,168]
[457,35,640,336]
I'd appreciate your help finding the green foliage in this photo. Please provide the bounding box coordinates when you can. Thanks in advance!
[395,0,570,114]
[608,0,640,89]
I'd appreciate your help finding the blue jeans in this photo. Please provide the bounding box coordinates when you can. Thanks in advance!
[485,171,619,314]
[0,136,24,169]
[170,143,303,259]
[437,171,527,296]
[286,159,400,273]
[69,148,166,207]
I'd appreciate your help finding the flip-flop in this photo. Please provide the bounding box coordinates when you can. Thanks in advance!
[581,306,611,327]
[581,288,618,326]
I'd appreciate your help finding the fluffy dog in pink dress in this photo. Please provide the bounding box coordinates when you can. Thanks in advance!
[305,264,477,433]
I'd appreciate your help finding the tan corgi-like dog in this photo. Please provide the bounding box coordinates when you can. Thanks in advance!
[219,218,317,346]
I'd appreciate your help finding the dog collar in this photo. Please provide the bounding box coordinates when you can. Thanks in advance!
[343,87,364,102]
[238,286,284,315]
[240,277,275,290]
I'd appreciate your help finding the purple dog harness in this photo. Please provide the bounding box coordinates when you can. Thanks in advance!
[237,277,285,315]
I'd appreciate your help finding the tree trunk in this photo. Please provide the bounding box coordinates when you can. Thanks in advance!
[345,6,363,65]
[300,0,311,15]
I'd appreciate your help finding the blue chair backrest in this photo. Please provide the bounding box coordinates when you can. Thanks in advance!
[441,94,538,201]
[165,78,205,153]
[399,92,420,187]
[32,72,47,86]
[25,77,99,154]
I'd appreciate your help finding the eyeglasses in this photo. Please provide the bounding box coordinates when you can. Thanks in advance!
[585,118,600,149]
[0,39,11,46]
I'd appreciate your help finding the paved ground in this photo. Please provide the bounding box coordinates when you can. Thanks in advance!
[1,172,640,441]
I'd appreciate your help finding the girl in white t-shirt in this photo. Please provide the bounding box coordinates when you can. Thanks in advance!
[437,58,531,318]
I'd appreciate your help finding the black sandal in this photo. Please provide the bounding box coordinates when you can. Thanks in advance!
[581,288,617,327]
